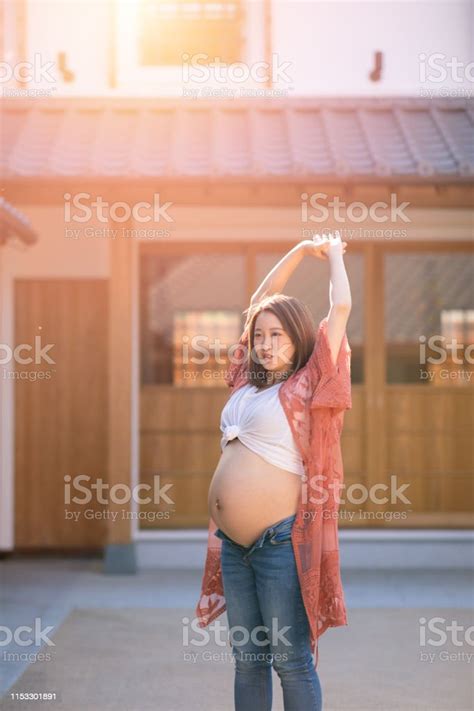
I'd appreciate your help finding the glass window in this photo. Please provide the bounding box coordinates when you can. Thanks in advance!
[140,251,246,385]
[138,0,243,66]
[384,253,474,384]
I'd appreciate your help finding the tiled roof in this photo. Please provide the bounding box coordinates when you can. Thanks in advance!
[2,97,473,180]
[0,197,38,245]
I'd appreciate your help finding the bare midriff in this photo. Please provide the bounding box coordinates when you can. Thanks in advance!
[207,437,302,547]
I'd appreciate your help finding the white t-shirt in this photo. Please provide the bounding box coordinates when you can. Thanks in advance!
[220,382,305,477]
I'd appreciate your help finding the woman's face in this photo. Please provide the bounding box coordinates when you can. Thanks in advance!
[253,311,295,374]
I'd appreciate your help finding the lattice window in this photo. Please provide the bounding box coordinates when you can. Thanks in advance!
[138,0,244,66]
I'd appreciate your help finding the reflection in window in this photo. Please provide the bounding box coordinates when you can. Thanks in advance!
[385,254,474,384]
[427,309,474,387]
[441,309,474,342]
[173,309,241,386]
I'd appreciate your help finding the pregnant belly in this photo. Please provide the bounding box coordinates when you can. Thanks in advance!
[208,438,302,547]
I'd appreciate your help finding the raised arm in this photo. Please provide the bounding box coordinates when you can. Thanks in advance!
[244,240,332,333]
[327,234,352,366]
[310,233,352,366]
[302,234,352,411]
[249,244,303,308]
[249,240,330,307]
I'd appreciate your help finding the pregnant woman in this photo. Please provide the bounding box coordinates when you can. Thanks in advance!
[196,233,352,711]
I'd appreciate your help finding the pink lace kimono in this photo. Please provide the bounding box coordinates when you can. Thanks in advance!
[195,315,352,669]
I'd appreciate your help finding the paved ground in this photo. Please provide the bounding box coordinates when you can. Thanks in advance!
[1,558,473,709]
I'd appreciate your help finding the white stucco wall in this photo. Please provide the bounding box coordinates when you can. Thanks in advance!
[7,0,471,97]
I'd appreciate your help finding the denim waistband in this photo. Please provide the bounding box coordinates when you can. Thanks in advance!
[214,513,296,555]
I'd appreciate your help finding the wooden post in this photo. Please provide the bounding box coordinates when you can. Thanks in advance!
[364,244,388,521]
[104,222,137,572]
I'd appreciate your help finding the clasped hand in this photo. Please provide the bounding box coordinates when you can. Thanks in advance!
[298,231,347,260]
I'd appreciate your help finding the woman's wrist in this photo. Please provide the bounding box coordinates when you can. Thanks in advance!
[290,242,308,258]
[328,246,345,263]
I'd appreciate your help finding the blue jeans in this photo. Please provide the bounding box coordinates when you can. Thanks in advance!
[214,513,323,711]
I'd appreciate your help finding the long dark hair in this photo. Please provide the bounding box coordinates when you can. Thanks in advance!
[242,294,316,390]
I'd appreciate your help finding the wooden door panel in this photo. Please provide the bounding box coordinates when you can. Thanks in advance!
[14,279,108,549]
[386,386,474,520]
